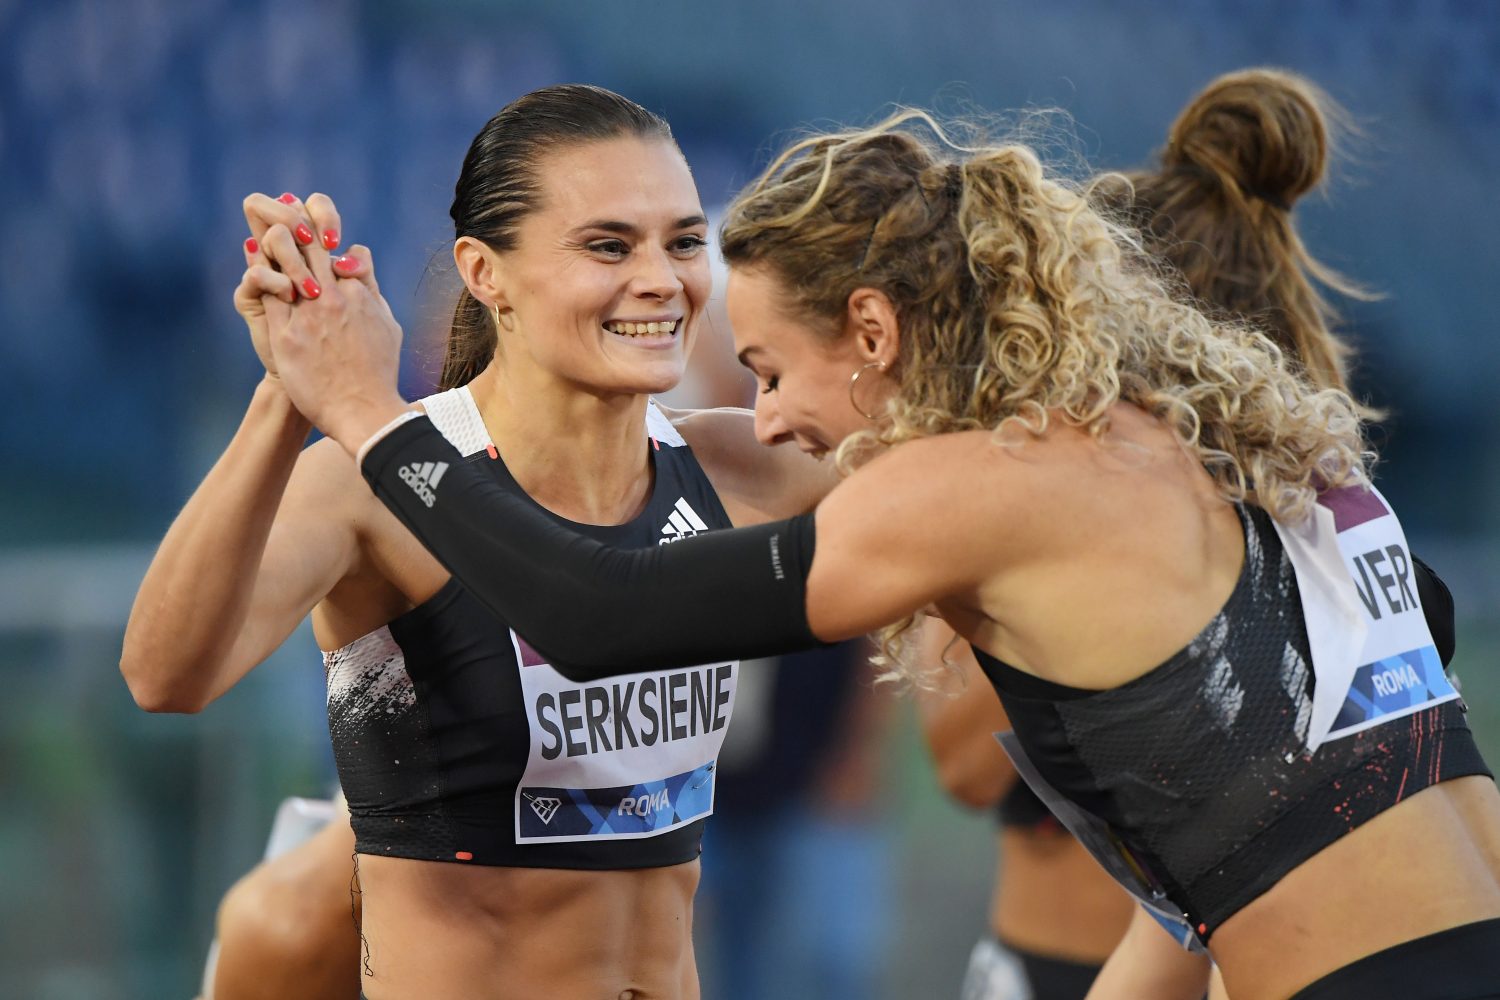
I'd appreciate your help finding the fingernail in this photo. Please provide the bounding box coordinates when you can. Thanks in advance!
[295,223,314,246]
[302,277,322,299]
[244,237,258,255]
[278,192,297,204]
[333,255,359,275]
[322,229,340,250]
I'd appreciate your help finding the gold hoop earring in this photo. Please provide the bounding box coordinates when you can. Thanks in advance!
[848,361,887,421]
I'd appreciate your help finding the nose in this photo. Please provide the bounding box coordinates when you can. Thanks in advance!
[630,245,684,300]
[753,391,793,447]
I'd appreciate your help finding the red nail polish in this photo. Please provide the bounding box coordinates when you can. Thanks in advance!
[322,229,340,250]
[278,192,297,204]
[333,255,359,275]
[294,223,314,246]
[244,237,258,255]
[302,277,321,299]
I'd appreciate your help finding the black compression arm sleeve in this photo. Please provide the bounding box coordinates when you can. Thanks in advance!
[361,416,822,680]
[1413,554,1456,667]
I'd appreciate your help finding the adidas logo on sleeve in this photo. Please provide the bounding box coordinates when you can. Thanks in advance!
[398,461,449,508]
[659,497,709,544]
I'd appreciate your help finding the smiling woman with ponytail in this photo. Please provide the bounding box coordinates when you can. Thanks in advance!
[123,83,838,1000]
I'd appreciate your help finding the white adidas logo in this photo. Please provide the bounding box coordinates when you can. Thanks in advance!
[530,796,561,825]
[659,497,708,544]
[398,461,449,508]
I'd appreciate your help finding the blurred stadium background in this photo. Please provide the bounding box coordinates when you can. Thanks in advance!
[2,1,1497,997]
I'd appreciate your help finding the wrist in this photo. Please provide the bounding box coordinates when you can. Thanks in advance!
[252,376,314,435]
[355,410,427,467]
[324,393,412,458]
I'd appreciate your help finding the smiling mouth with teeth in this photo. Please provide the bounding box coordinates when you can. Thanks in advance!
[604,320,680,337]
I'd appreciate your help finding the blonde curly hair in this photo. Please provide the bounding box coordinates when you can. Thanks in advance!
[719,109,1371,684]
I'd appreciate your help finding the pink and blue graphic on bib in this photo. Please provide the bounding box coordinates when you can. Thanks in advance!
[519,763,717,839]
[1331,647,1453,733]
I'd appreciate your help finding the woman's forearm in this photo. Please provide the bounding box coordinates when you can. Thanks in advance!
[360,416,823,677]
[1085,908,1211,1000]
[121,379,312,711]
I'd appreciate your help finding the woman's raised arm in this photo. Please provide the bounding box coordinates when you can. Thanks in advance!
[120,194,366,712]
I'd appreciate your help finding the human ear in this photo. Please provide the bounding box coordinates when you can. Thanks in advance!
[845,287,901,368]
[454,237,514,328]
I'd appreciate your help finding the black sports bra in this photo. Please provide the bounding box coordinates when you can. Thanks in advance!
[326,390,738,869]
[975,504,1488,938]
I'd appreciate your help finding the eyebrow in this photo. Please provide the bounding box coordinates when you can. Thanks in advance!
[573,214,708,237]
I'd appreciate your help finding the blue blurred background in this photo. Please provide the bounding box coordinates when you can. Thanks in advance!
[2,1,1497,997]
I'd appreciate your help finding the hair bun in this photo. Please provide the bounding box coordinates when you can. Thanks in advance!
[1164,68,1334,210]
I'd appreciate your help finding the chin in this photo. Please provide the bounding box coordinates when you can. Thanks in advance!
[612,360,687,397]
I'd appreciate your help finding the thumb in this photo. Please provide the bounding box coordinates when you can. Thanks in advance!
[263,293,294,335]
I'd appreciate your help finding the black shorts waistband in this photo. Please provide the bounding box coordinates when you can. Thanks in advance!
[1289,917,1500,999]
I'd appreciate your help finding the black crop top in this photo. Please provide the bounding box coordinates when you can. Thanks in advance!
[355,416,1479,931]
[974,504,1489,938]
[326,390,738,869]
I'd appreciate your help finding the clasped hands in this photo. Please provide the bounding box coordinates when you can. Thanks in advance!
[235,191,412,456]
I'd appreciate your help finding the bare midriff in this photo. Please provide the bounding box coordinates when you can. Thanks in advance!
[992,827,1135,964]
[1212,776,1500,1000]
[354,854,701,1000]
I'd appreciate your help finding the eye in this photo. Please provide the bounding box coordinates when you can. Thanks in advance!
[587,239,630,259]
[760,375,780,394]
[670,234,708,257]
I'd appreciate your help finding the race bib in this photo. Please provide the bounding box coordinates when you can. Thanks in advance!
[1273,485,1457,751]
[510,630,736,843]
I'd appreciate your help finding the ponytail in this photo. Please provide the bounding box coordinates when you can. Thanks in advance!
[440,288,497,390]
[1097,68,1379,412]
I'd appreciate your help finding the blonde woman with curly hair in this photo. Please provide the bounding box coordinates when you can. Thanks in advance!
[255,105,1500,1000]
[922,68,1461,1000]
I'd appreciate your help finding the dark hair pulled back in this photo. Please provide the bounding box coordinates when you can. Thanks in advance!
[441,84,674,389]
[1100,68,1378,405]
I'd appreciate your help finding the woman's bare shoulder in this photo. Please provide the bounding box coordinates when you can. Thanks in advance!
[816,428,1069,550]
[656,405,838,523]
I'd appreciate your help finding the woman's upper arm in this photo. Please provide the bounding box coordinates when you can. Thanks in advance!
[803,436,1011,642]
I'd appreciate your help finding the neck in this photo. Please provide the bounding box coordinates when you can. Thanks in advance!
[466,361,654,525]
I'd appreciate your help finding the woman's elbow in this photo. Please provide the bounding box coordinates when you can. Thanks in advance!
[119,656,209,714]
[934,755,1014,810]
[941,775,1002,811]
[128,686,208,714]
